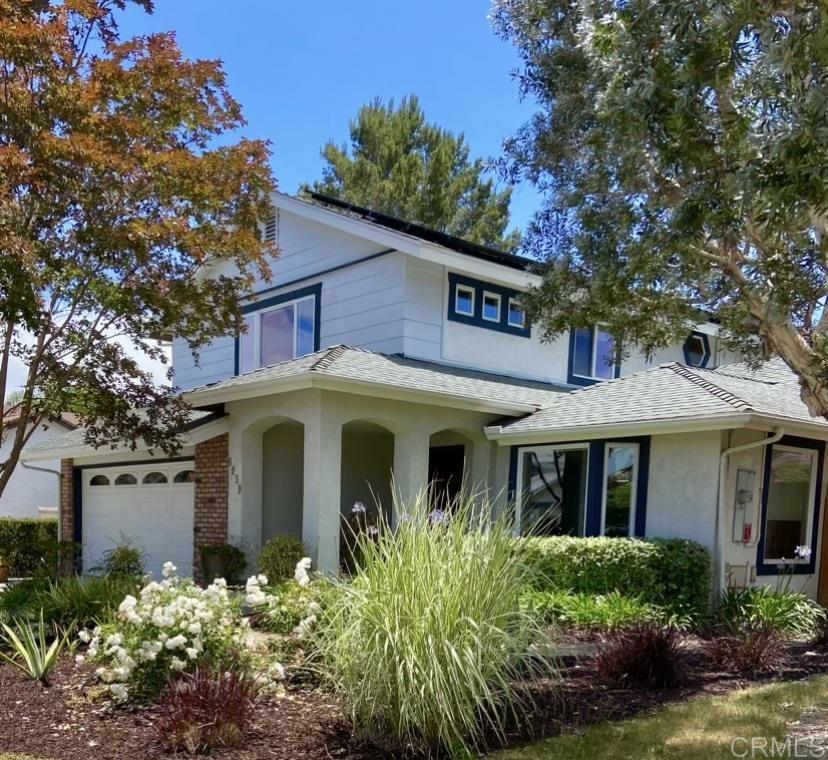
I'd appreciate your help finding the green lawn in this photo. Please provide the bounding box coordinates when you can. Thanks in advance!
[494,675,828,759]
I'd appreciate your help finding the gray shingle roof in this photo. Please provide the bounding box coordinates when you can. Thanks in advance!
[495,358,827,436]
[187,345,569,410]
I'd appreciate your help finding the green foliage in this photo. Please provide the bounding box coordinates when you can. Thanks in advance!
[521,589,660,630]
[304,95,520,250]
[0,518,58,577]
[257,535,307,583]
[0,611,66,685]
[714,587,826,638]
[520,536,712,618]
[100,543,146,578]
[199,543,247,585]
[0,575,139,633]
[313,490,555,755]
[493,1,828,408]
[595,623,686,689]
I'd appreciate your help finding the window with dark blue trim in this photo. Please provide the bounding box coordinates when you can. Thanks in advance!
[567,326,621,386]
[683,331,711,368]
[234,283,322,375]
[756,435,824,576]
[512,436,650,538]
[447,273,530,337]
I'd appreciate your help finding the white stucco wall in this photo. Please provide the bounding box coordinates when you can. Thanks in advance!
[0,423,68,518]
[644,430,724,549]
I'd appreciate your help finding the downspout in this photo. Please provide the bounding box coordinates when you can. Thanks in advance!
[716,428,784,592]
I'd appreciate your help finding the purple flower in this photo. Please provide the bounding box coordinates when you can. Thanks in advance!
[795,545,812,561]
[428,509,448,526]
[367,526,379,537]
[351,502,366,515]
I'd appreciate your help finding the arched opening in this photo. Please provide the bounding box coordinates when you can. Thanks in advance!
[261,419,305,544]
[428,429,474,509]
[340,420,395,525]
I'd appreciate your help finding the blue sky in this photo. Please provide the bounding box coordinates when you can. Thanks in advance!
[119,0,540,233]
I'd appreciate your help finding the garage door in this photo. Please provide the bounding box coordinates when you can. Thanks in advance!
[82,462,195,578]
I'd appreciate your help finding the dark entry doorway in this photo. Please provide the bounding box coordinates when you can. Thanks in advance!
[428,444,466,509]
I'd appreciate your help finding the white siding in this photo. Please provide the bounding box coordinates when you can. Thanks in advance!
[173,210,405,390]
[0,423,66,518]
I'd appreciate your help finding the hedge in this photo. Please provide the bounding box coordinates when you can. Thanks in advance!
[0,517,59,577]
[518,536,713,618]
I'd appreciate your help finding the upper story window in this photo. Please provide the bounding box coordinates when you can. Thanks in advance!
[482,292,501,322]
[683,331,711,368]
[569,326,620,385]
[455,285,475,316]
[507,298,526,329]
[446,273,530,338]
[238,284,320,374]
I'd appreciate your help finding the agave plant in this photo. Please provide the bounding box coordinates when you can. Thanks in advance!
[0,610,66,685]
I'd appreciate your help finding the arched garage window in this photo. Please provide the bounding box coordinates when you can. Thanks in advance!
[89,474,109,486]
[142,471,168,485]
[174,470,195,484]
[115,473,137,486]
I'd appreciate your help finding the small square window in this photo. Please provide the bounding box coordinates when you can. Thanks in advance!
[455,285,475,316]
[482,292,501,322]
[508,298,525,328]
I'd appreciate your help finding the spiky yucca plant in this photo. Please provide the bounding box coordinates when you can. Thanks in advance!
[0,610,66,685]
[313,488,555,755]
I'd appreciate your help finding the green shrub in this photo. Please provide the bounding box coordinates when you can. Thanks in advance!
[520,536,712,618]
[0,575,139,632]
[0,518,58,577]
[199,543,247,584]
[258,535,306,582]
[521,589,661,630]
[714,587,826,637]
[313,491,555,756]
[100,543,146,578]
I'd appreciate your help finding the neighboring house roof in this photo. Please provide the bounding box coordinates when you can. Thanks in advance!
[185,345,569,414]
[487,358,828,442]
[1,405,80,432]
[306,193,536,272]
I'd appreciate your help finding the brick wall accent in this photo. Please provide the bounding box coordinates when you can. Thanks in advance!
[59,458,76,575]
[59,458,74,542]
[193,433,229,584]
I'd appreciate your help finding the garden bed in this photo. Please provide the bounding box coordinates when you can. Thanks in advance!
[3,632,828,760]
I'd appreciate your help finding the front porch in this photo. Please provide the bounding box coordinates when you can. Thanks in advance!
[203,387,508,574]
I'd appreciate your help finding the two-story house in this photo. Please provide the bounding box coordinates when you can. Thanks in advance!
[23,192,828,603]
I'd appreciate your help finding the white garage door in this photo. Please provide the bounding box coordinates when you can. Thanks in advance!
[82,462,195,578]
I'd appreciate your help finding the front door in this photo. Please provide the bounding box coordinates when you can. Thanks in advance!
[428,444,466,510]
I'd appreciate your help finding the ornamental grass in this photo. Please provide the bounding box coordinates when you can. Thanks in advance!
[312,488,556,756]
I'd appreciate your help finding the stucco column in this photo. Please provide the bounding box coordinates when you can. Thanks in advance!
[393,429,431,512]
[470,438,493,495]
[302,398,342,574]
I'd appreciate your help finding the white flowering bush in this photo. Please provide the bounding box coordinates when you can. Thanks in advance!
[247,557,331,637]
[77,562,250,701]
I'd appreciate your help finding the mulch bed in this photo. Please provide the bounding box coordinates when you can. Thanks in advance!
[3,634,828,760]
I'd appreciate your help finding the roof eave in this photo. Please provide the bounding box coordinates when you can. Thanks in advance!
[187,371,538,416]
[484,412,755,445]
